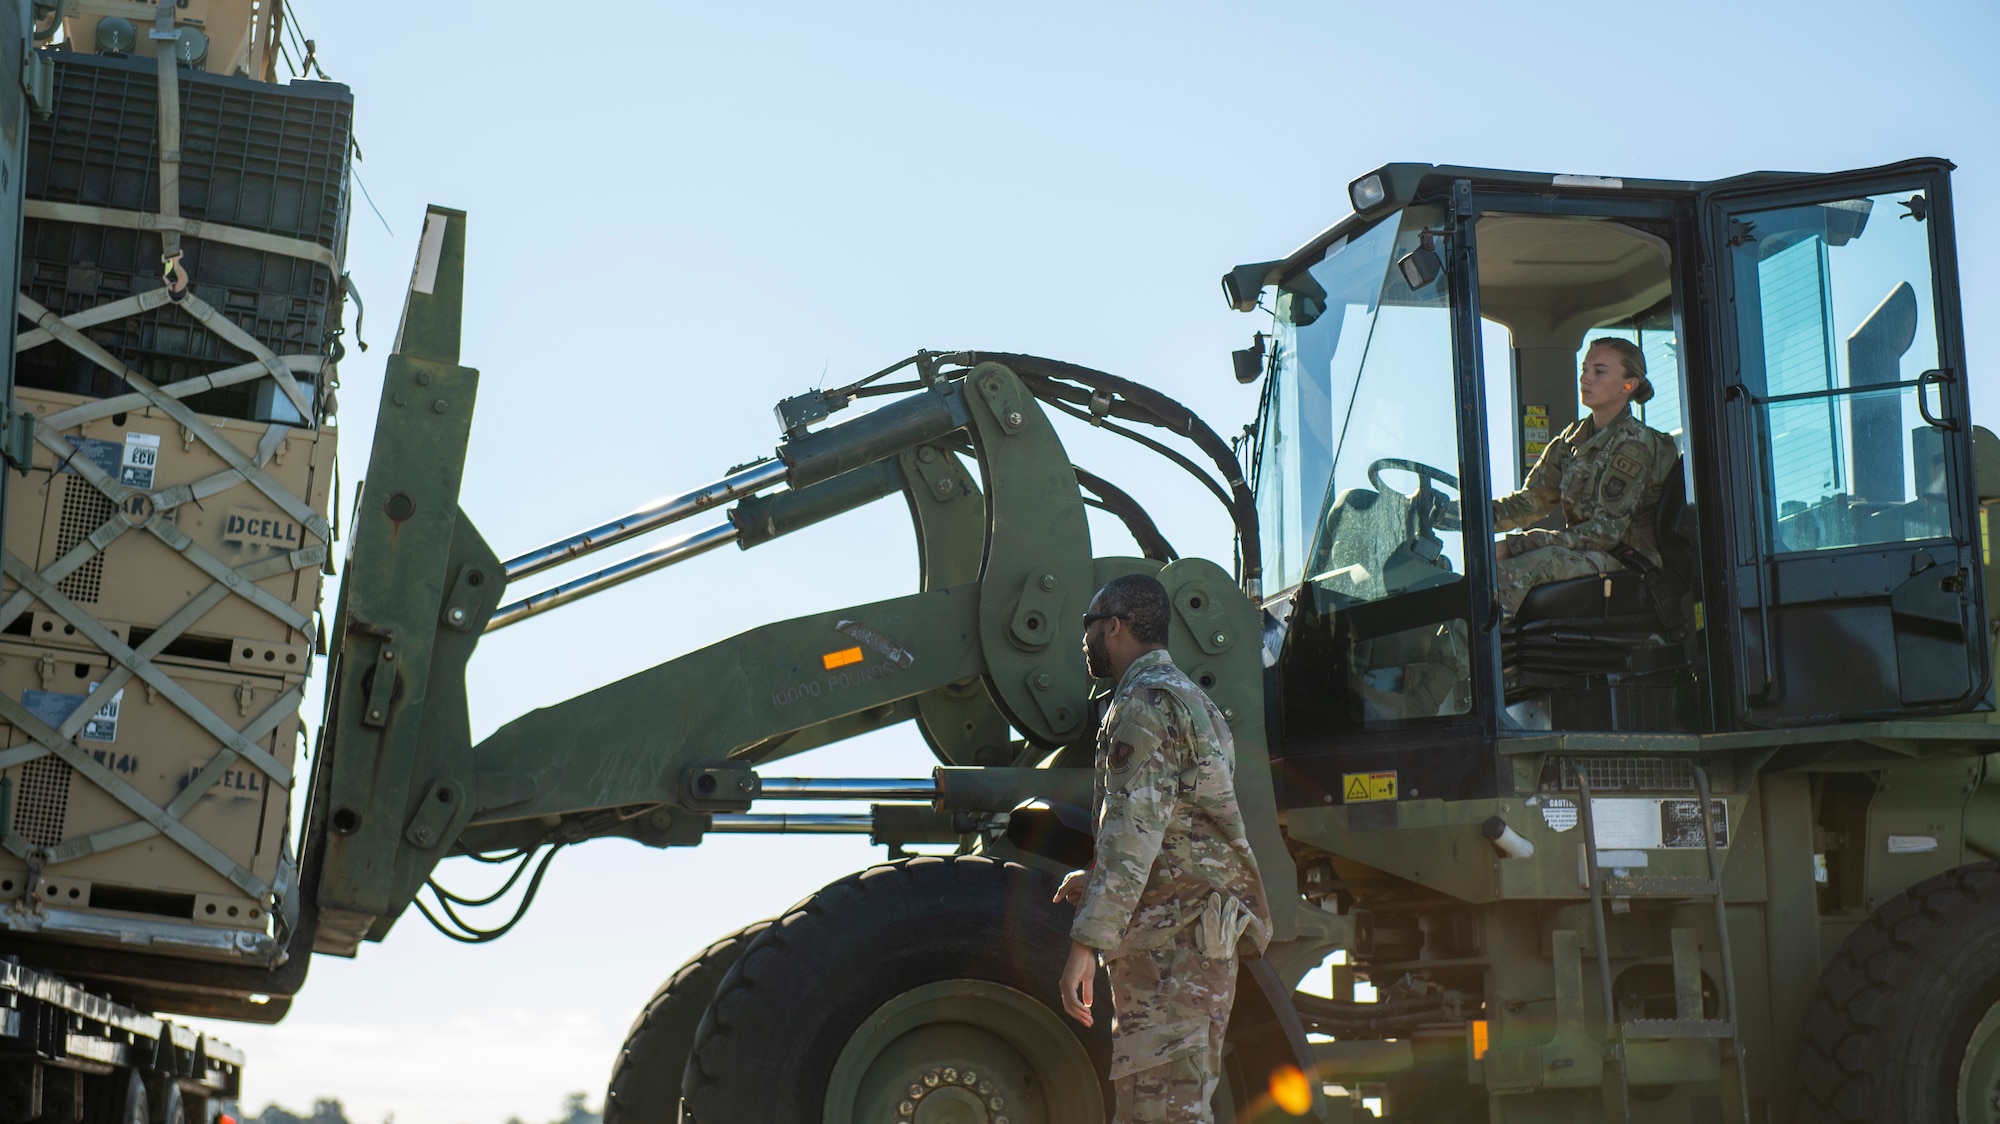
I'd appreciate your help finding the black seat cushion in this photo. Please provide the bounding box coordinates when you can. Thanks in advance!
[1513,570,1653,625]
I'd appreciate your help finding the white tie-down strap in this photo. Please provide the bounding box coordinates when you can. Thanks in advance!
[20,202,340,274]
[170,291,314,420]
[151,3,184,273]
[11,288,176,353]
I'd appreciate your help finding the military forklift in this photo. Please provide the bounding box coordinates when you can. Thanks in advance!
[236,154,1992,1124]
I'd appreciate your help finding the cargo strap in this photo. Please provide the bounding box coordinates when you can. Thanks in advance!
[151,2,185,286]
[19,202,341,274]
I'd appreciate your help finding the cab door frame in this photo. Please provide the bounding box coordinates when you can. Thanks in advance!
[1457,185,1717,731]
[1697,158,1986,728]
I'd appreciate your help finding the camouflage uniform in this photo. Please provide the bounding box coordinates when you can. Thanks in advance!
[1492,407,1677,616]
[1071,649,1271,1123]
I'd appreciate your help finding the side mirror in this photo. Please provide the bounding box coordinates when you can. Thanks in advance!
[1222,260,1283,312]
[1232,333,1267,385]
[1397,231,1443,290]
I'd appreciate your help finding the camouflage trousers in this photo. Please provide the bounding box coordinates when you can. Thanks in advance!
[1106,927,1237,1123]
[1497,545,1621,617]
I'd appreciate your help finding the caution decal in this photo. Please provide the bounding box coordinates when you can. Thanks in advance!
[1342,770,1398,803]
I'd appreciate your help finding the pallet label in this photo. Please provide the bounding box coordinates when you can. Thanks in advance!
[119,432,159,489]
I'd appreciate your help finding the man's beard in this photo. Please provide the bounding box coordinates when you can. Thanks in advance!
[1085,631,1111,679]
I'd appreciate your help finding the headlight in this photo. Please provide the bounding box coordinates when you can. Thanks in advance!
[1349,173,1386,213]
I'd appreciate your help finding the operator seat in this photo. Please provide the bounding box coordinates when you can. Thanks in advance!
[1501,457,1695,729]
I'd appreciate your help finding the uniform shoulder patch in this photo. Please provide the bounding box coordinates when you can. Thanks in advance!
[1108,739,1139,774]
[1611,453,1642,478]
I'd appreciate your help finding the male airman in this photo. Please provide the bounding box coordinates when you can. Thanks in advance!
[1054,573,1270,1122]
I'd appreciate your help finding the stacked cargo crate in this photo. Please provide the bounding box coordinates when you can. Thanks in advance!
[0,46,346,964]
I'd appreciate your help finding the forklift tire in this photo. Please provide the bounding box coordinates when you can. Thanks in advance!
[682,855,1112,1122]
[1795,860,2000,1122]
[602,919,771,1123]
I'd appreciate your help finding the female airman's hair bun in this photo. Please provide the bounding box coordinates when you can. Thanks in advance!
[1588,337,1654,405]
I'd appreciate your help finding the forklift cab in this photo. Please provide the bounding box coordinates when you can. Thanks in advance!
[1229,159,1987,803]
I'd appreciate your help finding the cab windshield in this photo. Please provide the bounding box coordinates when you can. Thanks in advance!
[1252,206,1465,606]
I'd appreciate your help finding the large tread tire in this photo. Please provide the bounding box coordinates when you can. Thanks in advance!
[603,920,771,1123]
[1794,860,2000,1121]
[682,855,1111,1122]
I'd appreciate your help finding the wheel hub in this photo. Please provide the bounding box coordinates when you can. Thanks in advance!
[824,979,1103,1124]
[896,1065,1010,1123]
[1959,997,2000,1123]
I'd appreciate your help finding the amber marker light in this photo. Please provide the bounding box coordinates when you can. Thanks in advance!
[1268,1063,1313,1115]
[822,646,865,670]
[1472,1018,1491,1059]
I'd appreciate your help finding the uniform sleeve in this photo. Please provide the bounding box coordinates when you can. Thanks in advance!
[1492,438,1564,533]
[1071,693,1182,951]
[1552,435,1653,553]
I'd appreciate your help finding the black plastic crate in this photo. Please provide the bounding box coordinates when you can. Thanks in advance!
[17,218,333,419]
[16,50,350,422]
[25,48,354,250]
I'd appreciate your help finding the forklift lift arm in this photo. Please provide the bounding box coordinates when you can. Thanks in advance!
[303,210,1295,953]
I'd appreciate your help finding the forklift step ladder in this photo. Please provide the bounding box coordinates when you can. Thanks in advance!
[1576,766,1751,1124]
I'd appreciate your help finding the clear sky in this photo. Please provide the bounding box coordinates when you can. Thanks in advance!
[169,0,2000,1120]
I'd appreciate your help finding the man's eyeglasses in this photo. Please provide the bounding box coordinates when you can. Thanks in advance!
[1081,612,1130,629]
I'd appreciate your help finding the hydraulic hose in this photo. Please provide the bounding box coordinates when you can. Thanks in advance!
[961,352,1261,597]
[1073,466,1177,563]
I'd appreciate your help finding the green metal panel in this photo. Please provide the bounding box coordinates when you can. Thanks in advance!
[313,207,496,948]
[464,586,987,832]
[964,363,1094,747]
[901,444,1016,767]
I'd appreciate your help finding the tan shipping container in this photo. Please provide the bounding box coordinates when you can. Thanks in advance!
[0,388,331,962]
[4,384,333,655]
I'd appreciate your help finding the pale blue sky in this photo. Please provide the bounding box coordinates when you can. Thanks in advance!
[175,1,2000,1119]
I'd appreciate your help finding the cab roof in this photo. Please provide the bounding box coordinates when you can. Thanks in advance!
[1221,157,1952,311]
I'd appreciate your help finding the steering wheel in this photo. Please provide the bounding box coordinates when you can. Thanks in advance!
[1367,458,1462,534]
[1367,457,1458,494]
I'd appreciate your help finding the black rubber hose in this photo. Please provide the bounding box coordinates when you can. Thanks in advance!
[1044,396,1231,508]
[1290,991,1474,1036]
[964,352,1261,592]
[1072,466,1177,562]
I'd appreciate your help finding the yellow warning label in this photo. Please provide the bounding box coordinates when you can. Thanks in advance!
[1342,771,1398,803]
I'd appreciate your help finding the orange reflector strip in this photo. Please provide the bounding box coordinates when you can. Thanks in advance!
[1268,1064,1312,1115]
[821,646,865,670]
[1471,1018,1490,1059]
